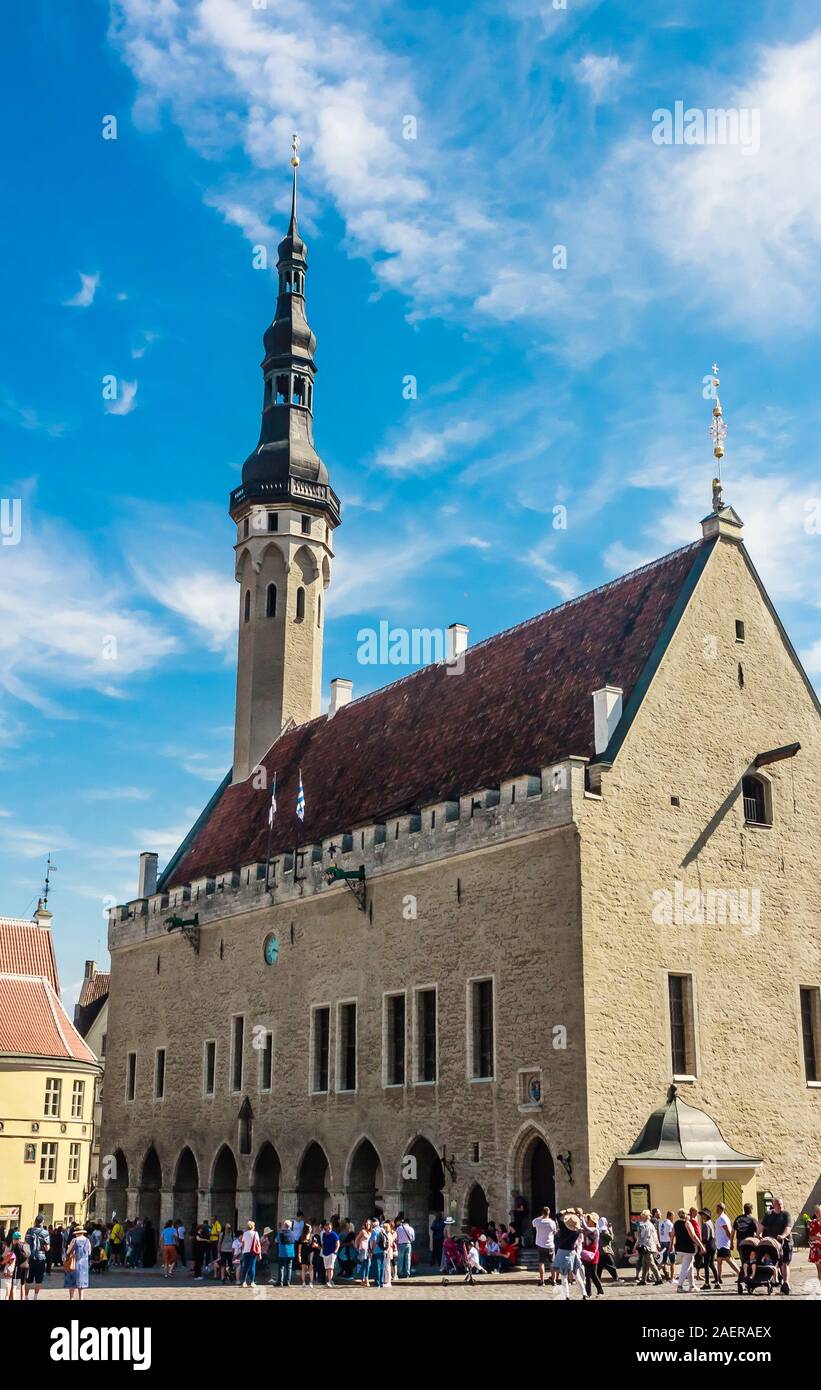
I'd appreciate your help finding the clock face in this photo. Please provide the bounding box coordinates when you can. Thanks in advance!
[263,934,279,966]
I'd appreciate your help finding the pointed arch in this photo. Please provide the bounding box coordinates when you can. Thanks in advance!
[296,1140,332,1223]
[464,1182,489,1233]
[137,1145,162,1228]
[172,1146,199,1233]
[293,542,320,584]
[251,1141,281,1232]
[209,1144,239,1231]
[399,1133,445,1255]
[508,1123,556,1227]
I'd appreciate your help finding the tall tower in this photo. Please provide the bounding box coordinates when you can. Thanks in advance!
[229,137,341,783]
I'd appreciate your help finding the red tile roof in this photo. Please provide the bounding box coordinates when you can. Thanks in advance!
[0,920,58,992]
[74,971,110,1037]
[164,540,706,888]
[0,974,97,1063]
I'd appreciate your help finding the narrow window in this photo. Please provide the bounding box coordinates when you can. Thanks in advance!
[68,1142,81,1183]
[307,382,313,409]
[239,1099,253,1155]
[264,376,273,406]
[293,375,306,406]
[126,1052,137,1101]
[800,987,820,1083]
[260,1031,273,1091]
[416,988,437,1083]
[44,1077,62,1117]
[386,993,406,1086]
[668,974,695,1076]
[231,1016,244,1092]
[71,1080,85,1119]
[243,517,249,539]
[266,583,277,618]
[101,1033,107,1057]
[742,774,770,826]
[204,1041,216,1096]
[275,375,289,405]
[338,1002,357,1092]
[243,589,251,623]
[40,1142,57,1182]
[470,979,494,1079]
[301,514,311,534]
[317,594,321,628]
[735,619,745,642]
[295,586,305,622]
[312,1006,330,1093]
[155,1048,166,1100]
[267,512,278,532]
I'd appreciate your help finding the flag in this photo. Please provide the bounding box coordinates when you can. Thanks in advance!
[296,769,305,821]
[268,772,277,828]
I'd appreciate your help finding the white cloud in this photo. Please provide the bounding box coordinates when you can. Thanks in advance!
[801,638,821,675]
[574,55,630,104]
[63,271,100,308]
[82,786,151,803]
[0,392,65,438]
[526,540,581,600]
[105,380,138,416]
[373,417,489,474]
[132,561,236,654]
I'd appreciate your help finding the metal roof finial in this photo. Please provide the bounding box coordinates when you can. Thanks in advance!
[709,362,727,512]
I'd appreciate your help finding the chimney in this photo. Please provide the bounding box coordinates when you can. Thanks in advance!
[138,851,159,899]
[34,899,53,930]
[592,685,623,756]
[83,960,97,981]
[329,678,353,717]
[446,623,469,663]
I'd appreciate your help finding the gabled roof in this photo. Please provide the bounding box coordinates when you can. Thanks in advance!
[0,974,97,1064]
[74,971,110,1038]
[162,538,711,889]
[0,919,59,992]
[618,1086,761,1165]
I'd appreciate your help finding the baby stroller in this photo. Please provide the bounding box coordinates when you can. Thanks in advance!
[441,1238,469,1284]
[737,1236,780,1294]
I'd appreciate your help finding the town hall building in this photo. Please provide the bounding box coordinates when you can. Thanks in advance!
[99,155,821,1249]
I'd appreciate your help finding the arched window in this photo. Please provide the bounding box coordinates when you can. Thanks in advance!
[742,774,771,826]
[244,589,251,623]
[275,375,289,405]
[266,583,277,618]
[316,594,321,628]
[295,587,305,622]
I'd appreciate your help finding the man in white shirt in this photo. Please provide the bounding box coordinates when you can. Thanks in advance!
[291,1211,305,1244]
[394,1214,415,1280]
[659,1211,675,1280]
[714,1202,740,1282]
[532,1206,557,1287]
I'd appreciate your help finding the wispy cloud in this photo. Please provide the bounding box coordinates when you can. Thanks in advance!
[82,786,151,803]
[574,54,630,104]
[63,271,100,308]
[0,392,65,438]
[105,379,138,416]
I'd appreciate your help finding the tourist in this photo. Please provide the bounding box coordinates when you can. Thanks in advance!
[63,1224,91,1302]
[431,1213,445,1269]
[510,1191,529,1248]
[292,1210,306,1245]
[500,1223,520,1267]
[714,1202,740,1283]
[554,1211,588,1300]
[761,1197,793,1294]
[808,1204,821,1284]
[465,1240,484,1280]
[218,1223,235,1282]
[193,1221,210,1279]
[160,1219,178,1278]
[732,1202,759,1249]
[355,1222,370,1285]
[23,1214,49,1301]
[51,1223,64,1274]
[531,1205,557,1287]
[0,1235,16,1301]
[698,1209,720,1290]
[395,1213,415,1279]
[581,1213,605,1296]
[260,1226,272,1275]
[109,1216,125,1266]
[321,1220,340,1288]
[176,1219,186,1267]
[274,1220,296,1287]
[597,1217,619,1283]
[658,1210,675,1280]
[382,1220,396,1286]
[674,1208,705,1293]
[635,1210,663,1286]
[297,1221,314,1286]
[240,1221,261,1287]
[368,1218,389,1288]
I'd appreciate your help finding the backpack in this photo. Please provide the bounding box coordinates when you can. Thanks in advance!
[373,1227,388,1251]
[17,1241,31,1267]
[29,1228,48,1258]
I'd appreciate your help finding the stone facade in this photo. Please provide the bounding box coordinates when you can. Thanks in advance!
[99,531,821,1239]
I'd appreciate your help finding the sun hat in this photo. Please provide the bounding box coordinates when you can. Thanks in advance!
[262,1227,273,1237]
[563,1213,581,1231]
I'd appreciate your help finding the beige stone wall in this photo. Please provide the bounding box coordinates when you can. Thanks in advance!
[100,823,587,1231]
[578,535,821,1225]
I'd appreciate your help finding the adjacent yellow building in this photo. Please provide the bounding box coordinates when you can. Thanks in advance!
[0,905,101,1236]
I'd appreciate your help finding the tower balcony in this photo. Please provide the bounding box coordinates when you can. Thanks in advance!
[230,476,341,527]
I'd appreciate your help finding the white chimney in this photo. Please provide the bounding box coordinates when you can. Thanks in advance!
[138,851,158,899]
[592,685,623,756]
[329,678,353,717]
[447,623,469,663]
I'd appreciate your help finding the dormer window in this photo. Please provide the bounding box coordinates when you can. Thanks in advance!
[742,773,771,826]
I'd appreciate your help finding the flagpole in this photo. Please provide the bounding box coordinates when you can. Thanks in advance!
[265,771,276,893]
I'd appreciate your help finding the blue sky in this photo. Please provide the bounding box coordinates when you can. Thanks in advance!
[1,0,820,1003]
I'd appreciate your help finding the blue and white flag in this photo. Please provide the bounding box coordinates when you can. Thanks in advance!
[268,772,277,828]
[296,769,305,821]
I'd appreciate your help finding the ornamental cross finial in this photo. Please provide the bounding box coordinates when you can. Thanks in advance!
[708,361,727,512]
[290,131,300,168]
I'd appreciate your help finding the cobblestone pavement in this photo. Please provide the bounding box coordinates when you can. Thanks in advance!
[31,1254,818,1301]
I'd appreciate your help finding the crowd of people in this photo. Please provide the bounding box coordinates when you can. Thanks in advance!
[3,1199,818,1299]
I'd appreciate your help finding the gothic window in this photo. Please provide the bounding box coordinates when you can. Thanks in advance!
[266,583,277,618]
[295,587,305,622]
[244,590,251,623]
[293,374,306,406]
[275,374,289,405]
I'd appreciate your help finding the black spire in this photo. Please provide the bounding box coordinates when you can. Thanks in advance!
[231,136,339,525]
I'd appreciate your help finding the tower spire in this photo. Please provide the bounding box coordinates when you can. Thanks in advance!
[709,362,727,513]
[289,131,300,231]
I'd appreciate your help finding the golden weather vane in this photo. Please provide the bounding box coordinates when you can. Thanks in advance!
[291,131,300,168]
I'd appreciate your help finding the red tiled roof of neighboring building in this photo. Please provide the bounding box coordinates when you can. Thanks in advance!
[74,971,110,1038]
[163,540,707,888]
[0,920,59,992]
[0,974,97,1063]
